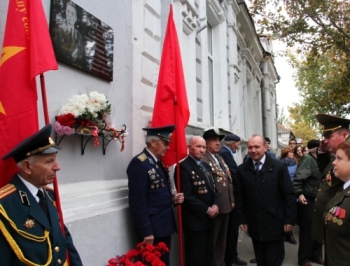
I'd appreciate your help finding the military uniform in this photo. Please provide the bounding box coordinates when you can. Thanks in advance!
[311,114,350,243]
[127,148,176,239]
[324,185,350,266]
[127,125,176,266]
[0,175,82,266]
[0,124,82,266]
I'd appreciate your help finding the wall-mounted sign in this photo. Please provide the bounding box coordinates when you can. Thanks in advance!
[50,0,114,81]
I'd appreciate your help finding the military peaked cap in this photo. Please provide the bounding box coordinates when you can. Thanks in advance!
[142,124,175,143]
[316,114,350,137]
[2,124,60,163]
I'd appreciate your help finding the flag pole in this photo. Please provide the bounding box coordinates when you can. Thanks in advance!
[174,96,185,266]
[39,73,65,234]
[39,73,70,266]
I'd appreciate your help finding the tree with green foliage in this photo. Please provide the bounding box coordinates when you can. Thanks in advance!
[249,0,350,119]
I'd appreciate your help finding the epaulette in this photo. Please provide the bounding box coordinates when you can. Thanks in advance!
[137,153,147,162]
[0,184,16,200]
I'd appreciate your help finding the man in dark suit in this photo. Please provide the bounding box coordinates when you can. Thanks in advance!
[0,124,82,266]
[202,128,234,266]
[311,114,350,261]
[177,136,218,266]
[219,134,247,266]
[127,125,184,266]
[235,134,296,266]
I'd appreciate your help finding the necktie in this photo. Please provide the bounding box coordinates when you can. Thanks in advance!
[215,155,225,170]
[255,161,262,172]
[37,190,48,217]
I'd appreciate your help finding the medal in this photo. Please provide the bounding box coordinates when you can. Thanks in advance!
[24,219,35,229]
[337,219,343,226]
[332,216,338,223]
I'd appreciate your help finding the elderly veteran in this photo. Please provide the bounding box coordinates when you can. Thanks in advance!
[0,124,82,266]
[127,125,184,266]
[202,128,234,266]
[311,114,350,252]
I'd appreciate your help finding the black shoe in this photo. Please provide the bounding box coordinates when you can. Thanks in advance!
[284,234,297,244]
[232,258,247,265]
[250,258,257,263]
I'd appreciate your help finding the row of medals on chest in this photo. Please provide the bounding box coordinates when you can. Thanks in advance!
[148,167,165,189]
[192,171,208,194]
[209,161,227,186]
[325,206,346,226]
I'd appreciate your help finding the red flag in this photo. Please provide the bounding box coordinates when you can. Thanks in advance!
[151,5,190,167]
[0,0,58,186]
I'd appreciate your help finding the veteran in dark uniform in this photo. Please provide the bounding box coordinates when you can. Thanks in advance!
[127,125,184,266]
[202,128,234,266]
[176,136,218,266]
[311,114,350,249]
[324,142,350,266]
[0,124,82,266]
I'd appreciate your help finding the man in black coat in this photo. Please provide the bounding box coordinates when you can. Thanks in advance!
[219,134,247,266]
[235,135,296,266]
[177,136,218,266]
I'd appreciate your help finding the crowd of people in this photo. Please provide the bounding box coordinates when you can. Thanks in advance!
[1,113,349,266]
[127,113,350,266]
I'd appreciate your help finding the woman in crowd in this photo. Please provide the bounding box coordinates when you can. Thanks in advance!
[302,146,309,156]
[280,147,298,244]
[294,145,303,163]
[324,142,350,266]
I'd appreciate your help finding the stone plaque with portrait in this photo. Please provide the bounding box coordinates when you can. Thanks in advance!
[50,0,114,81]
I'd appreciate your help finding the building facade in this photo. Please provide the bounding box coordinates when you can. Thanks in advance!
[0,0,279,265]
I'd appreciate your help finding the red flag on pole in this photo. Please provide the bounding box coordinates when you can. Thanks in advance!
[151,5,190,167]
[0,0,58,187]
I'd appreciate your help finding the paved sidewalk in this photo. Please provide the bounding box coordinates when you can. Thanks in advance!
[236,225,323,266]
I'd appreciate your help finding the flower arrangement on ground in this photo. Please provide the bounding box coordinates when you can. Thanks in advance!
[107,242,169,266]
[55,91,127,150]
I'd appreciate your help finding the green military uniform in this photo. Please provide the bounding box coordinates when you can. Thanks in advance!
[324,185,350,266]
[0,124,82,265]
[311,114,350,243]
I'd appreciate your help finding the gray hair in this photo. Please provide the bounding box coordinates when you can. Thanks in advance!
[145,136,160,145]
[17,155,37,169]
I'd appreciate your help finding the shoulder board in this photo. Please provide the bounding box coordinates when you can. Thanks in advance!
[0,184,16,200]
[137,153,147,162]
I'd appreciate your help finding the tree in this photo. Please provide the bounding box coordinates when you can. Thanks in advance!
[288,103,319,142]
[249,0,350,118]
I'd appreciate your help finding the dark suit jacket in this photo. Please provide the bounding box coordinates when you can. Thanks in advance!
[202,152,234,214]
[176,156,217,231]
[324,185,350,266]
[235,155,296,242]
[218,146,238,183]
[127,148,176,239]
[0,174,82,266]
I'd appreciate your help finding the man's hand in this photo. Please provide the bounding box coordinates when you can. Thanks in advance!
[240,224,248,232]
[284,224,293,232]
[173,193,184,204]
[298,194,308,205]
[144,235,154,244]
[207,204,219,218]
[231,202,235,209]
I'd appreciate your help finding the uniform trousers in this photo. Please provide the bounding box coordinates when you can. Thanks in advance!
[252,238,284,266]
[297,196,323,265]
[224,208,240,265]
[184,229,214,266]
[212,213,229,266]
